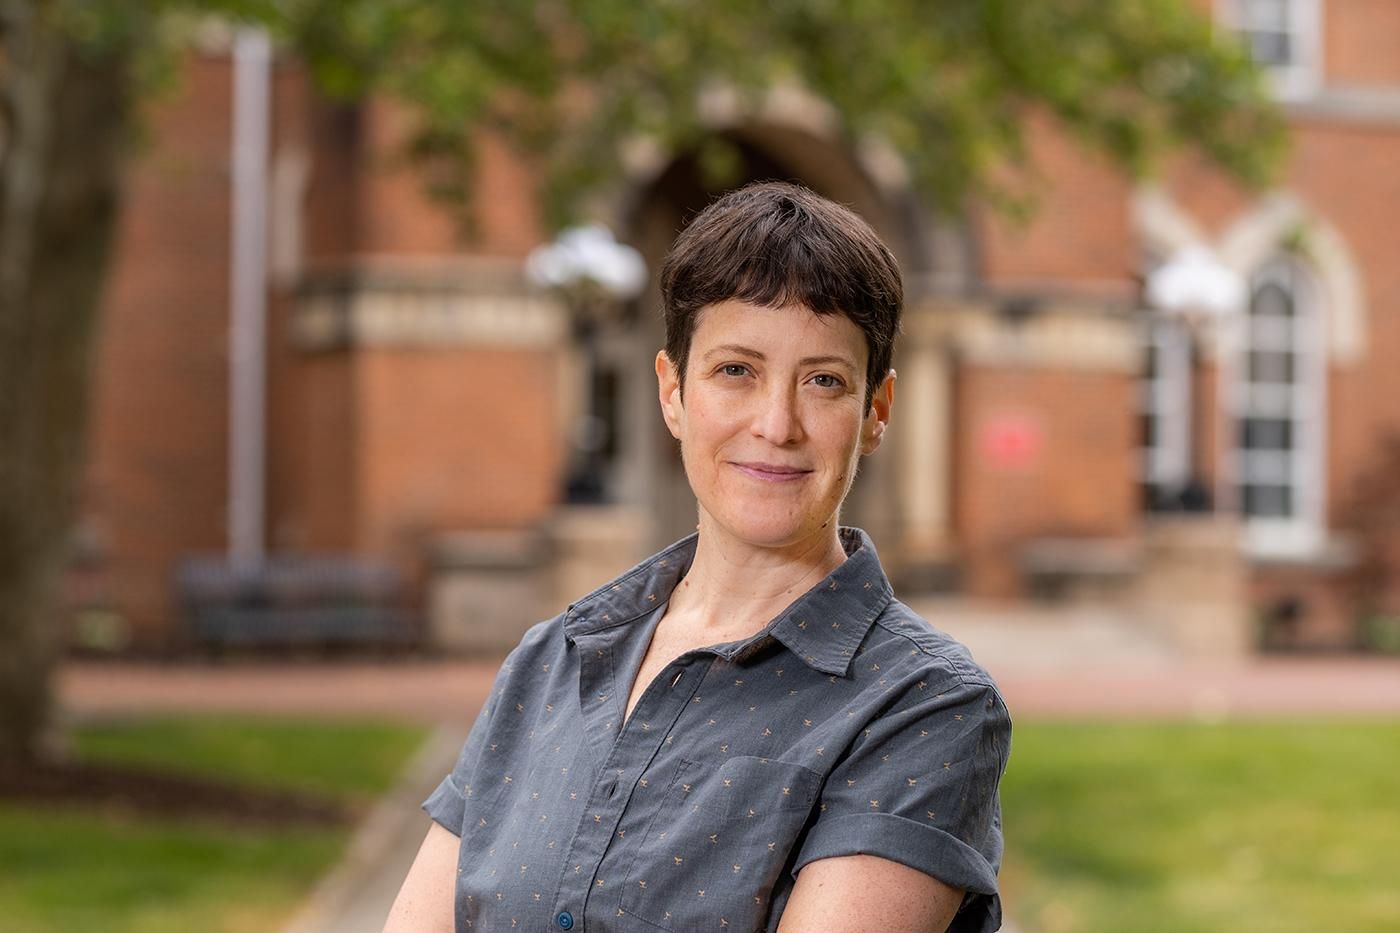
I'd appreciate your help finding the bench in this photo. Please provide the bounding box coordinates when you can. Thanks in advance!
[175,554,417,652]
[1017,537,1140,602]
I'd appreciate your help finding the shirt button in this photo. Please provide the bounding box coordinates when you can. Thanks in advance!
[557,910,575,929]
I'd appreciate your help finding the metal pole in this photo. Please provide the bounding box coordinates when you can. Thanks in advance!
[229,28,271,563]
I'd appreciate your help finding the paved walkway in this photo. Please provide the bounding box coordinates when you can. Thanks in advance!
[62,643,1400,729]
[59,658,501,726]
[56,608,1400,932]
[914,600,1400,720]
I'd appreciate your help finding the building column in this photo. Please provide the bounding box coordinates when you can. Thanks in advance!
[896,327,955,580]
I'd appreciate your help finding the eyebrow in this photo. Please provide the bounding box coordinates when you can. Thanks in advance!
[703,344,857,369]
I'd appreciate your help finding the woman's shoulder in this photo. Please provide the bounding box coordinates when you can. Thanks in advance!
[498,612,568,669]
[848,599,1012,765]
[865,597,1002,693]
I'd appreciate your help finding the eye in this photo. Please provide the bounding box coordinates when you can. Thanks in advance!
[719,363,751,378]
[810,373,845,389]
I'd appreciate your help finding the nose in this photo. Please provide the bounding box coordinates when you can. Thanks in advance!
[750,383,803,445]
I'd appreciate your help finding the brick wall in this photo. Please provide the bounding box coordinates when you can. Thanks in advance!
[975,115,1137,291]
[1326,0,1400,86]
[354,346,564,561]
[952,364,1138,596]
[342,97,544,259]
[76,54,235,644]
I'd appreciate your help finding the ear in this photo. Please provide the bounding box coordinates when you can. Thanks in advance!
[860,368,895,456]
[656,350,684,439]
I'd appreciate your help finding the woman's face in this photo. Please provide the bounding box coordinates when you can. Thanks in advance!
[656,299,893,554]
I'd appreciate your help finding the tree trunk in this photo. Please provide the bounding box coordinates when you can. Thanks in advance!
[0,2,137,762]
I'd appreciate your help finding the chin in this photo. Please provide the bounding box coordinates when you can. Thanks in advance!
[709,510,831,550]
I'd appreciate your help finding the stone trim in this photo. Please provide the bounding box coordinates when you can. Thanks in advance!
[907,298,1140,372]
[1287,85,1400,125]
[1218,194,1366,364]
[291,260,567,350]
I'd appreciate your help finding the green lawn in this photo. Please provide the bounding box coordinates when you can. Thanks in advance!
[1001,721,1400,933]
[71,716,425,802]
[0,716,427,933]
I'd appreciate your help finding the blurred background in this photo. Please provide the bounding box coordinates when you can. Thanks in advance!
[3,0,1400,931]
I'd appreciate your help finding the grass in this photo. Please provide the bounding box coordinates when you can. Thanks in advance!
[0,716,428,933]
[71,716,426,803]
[1001,721,1400,933]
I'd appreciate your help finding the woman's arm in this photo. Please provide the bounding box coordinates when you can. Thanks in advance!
[381,822,460,933]
[778,854,965,933]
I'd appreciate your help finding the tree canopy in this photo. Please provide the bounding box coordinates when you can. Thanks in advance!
[58,0,1286,221]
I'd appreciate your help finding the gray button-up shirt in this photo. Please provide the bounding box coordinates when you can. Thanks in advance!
[424,528,1011,932]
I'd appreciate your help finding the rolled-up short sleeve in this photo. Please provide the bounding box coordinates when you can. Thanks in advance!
[792,671,1011,933]
[421,654,517,835]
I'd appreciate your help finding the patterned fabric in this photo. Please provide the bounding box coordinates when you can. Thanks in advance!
[424,527,1011,932]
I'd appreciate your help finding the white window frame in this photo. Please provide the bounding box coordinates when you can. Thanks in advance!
[1139,316,1194,510]
[1229,257,1328,558]
[1218,0,1324,100]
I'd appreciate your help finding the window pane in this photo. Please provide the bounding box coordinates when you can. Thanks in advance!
[1144,482,1184,513]
[1249,350,1295,383]
[1142,483,1161,512]
[1240,417,1294,451]
[1252,281,1295,317]
[1144,341,1159,379]
[1141,413,1159,448]
[1243,484,1293,518]
[1250,31,1293,66]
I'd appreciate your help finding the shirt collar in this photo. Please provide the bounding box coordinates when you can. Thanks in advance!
[563,527,893,678]
[562,533,697,638]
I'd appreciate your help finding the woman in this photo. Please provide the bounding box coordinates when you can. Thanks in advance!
[386,182,1011,933]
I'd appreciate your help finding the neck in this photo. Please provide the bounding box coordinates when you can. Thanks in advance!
[668,516,848,639]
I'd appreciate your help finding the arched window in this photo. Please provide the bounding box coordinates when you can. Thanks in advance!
[1233,256,1327,554]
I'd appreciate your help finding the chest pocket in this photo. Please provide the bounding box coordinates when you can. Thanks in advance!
[620,756,822,932]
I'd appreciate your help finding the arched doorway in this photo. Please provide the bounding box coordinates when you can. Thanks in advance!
[602,123,931,556]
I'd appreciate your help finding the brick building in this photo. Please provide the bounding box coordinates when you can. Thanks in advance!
[69,1,1400,655]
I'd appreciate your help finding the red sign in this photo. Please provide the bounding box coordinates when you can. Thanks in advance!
[978,414,1044,471]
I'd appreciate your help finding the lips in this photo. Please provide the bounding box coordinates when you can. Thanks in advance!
[731,461,812,482]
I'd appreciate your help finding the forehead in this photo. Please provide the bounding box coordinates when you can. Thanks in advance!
[690,300,868,364]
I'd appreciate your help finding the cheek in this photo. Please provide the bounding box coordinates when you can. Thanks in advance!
[683,399,737,448]
[825,417,866,463]
[829,433,866,491]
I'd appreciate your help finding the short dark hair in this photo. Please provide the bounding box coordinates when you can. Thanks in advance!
[659,181,902,409]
